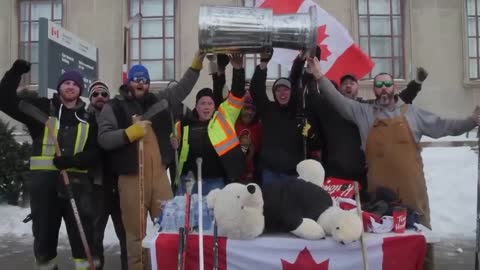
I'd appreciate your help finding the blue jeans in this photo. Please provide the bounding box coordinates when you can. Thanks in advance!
[176,177,225,196]
[262,170,297,187]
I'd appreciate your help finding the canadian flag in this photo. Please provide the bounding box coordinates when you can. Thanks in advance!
[255,0,375,83]
[151,233,426,270]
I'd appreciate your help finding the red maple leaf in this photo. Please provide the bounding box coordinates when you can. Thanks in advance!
[281,247,329,270]
[317,25,332,62]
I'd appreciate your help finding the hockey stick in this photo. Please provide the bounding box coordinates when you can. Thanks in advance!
[476,127,480,270]
[179,175,194,270]
[213,219,219,270]
[19,100,95,269]
[354,182,369,270]
[132,115,146,270]
[196,158,204,270]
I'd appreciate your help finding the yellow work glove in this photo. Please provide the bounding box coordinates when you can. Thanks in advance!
[191,50,206,71]
[125,120,151,142]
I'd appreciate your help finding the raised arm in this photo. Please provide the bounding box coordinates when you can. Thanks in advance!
[416,106,477,139]
[156,51,205,110]
[398,67,428,104]
[229,54,246,98]
[0,60,33,124]
[308,57,359,123]
[211,54,230,108]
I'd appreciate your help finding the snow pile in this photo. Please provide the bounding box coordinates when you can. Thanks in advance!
[424,146,477,239]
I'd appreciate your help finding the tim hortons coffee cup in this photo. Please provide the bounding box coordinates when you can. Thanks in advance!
[393,206,407,233]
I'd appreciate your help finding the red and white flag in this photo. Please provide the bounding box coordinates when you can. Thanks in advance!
[151,233,426,270]
[254,0,375,83]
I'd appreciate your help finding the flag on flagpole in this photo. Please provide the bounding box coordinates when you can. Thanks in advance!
[255,0,375,83]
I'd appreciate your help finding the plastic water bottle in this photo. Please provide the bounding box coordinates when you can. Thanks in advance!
[162,201,176,232]
[202,198,212,231]
[175,204,185,231]
[190,194,199,231]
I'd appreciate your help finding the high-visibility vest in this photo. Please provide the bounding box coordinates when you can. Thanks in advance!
[175,93,243,184]
[29,118,90,173]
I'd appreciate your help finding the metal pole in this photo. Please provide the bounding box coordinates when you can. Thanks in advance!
[196,158,204,270]
[476,127,480,270]
[354,182,369,270]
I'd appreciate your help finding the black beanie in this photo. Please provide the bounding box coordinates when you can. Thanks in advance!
[196,88,214,104]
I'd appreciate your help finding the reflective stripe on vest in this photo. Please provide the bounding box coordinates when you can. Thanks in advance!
[226,93,243,109]
[211,106,239,156]
[176,125,190,185]
[30,118,90,172]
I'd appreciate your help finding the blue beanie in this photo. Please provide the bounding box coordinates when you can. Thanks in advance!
[57,71,84,93]
[128,64,150,83]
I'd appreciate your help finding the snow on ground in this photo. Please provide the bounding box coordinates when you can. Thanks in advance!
[424,146,477,239]
[0,205,154,247]
[0,142,478,245]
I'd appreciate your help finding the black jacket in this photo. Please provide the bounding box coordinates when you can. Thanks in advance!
[249,59,305,175]
[0,67,98,172]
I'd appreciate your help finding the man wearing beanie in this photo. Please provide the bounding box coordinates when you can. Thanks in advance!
[0,60,99,269]
[249,49,312,185]
[87,81,127,270]
[171,54,246,195]
[98,50,205,270]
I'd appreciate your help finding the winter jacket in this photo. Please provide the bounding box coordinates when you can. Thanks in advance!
[97,67,200,174]
[0,67,98,174]
[306,77,423,189]
[175,68,246,183]
[249,59,305,175]
[87,104,118,192]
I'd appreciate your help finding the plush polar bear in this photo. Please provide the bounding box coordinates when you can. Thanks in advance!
[207,159,363,243]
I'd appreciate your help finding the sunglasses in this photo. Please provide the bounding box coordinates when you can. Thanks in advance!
[132,77,148,84]
[92,92,109,98]
[374,80,394,88]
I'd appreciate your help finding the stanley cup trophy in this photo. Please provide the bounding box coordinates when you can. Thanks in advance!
[198,5,318,54]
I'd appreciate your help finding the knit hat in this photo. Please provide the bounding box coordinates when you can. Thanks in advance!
[128,64,150,83]
[196,88,214,104]
[88,80,110,99]
[57,71,84,93]
[272,78,291,91]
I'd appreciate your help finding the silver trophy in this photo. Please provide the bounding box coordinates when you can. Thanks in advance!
[198,5,318,53]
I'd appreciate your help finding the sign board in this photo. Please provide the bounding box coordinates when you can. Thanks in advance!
[38,17,98,101]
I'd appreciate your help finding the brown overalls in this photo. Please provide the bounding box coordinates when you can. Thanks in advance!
[365,104,431,228]
[118,123,173,270]
[365,104,433,269]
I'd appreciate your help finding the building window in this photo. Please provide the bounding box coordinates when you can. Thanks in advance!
[19,0,63,85]
[243,0,290,80]
[129,0,175,82]
[358,0,404,79]
[467,0,480,79]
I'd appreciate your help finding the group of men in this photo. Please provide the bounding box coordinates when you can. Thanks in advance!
[1,45,479,270]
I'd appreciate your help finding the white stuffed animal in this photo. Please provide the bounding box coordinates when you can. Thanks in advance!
[207,183,265,240]
[207,160,363,243]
